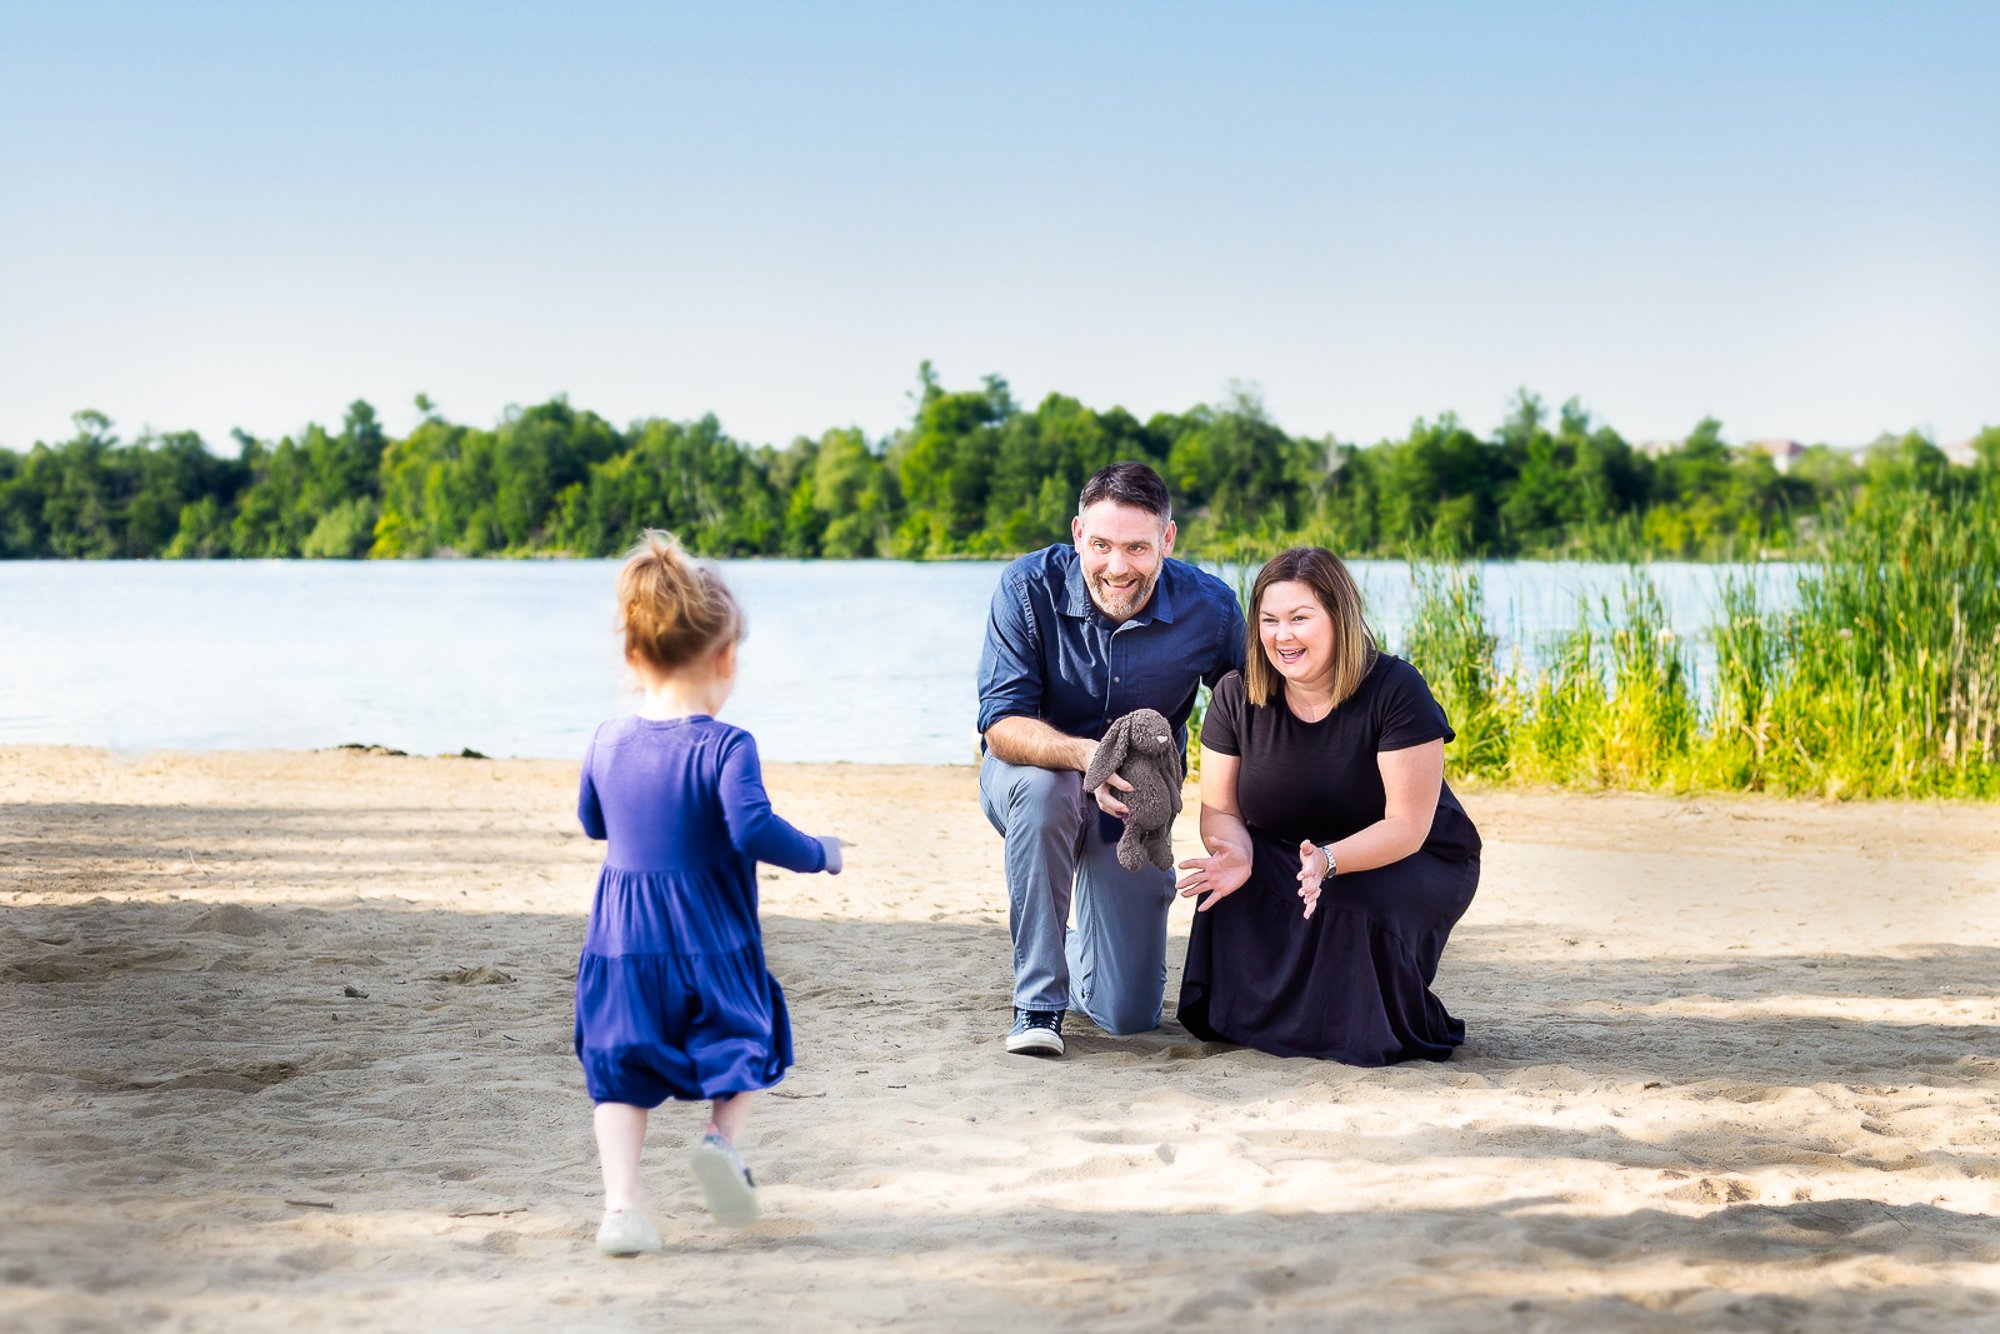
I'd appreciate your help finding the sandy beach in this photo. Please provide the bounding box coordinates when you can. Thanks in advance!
[3,745,1998,1331]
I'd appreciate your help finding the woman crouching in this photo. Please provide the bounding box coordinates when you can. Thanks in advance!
[1175,546,1481,1064]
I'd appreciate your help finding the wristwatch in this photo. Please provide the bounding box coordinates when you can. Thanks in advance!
[1316,842,1338,883]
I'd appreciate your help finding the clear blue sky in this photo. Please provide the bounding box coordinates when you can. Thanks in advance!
[2,1,1994,454]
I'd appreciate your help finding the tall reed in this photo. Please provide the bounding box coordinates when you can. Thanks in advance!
[1696,575,1780,789]
[1601,577,1696,783]
[1400,565,1510,777]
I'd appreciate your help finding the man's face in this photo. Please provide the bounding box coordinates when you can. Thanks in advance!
[1071,500,1175,623]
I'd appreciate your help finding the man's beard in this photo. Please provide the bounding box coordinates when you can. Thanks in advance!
[1089,569,1158,621]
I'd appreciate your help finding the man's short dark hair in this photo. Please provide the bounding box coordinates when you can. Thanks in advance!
[1078,462,1171,521]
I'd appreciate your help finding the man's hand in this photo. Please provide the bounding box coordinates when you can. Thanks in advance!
[1079,735,1133,815]
[1093,769,1135,818]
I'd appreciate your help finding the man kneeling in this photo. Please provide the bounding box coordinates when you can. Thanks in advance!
[976,462,1245,1055]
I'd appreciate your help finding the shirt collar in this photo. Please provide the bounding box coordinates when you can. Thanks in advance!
[1059,550,1178,626]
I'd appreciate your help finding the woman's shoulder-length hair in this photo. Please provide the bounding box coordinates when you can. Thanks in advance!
[1243,546,1379,709]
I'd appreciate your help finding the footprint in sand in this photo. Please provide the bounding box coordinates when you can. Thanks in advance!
[1665,1176,1759,1205]
[1172,1290,1253,1323]
[187,905,274,936]
[2,943,191,983]
[1244,1264,1329,1297]
[126,1061,302,1094]
[426,966,516,985]
[1,955,107,983]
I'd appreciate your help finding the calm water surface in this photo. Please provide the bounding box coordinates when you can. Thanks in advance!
[0,559,1802,764]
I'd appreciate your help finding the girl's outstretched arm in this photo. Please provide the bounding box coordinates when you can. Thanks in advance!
[717,731,830,874]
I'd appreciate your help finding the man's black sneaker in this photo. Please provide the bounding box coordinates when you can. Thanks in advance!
[1005,1007,1065,1056]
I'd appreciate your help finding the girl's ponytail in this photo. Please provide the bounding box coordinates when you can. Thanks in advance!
[616,531,742,672]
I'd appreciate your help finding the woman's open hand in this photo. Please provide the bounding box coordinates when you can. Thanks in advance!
[1176,836,1251,912]
[1295,839,1331,919]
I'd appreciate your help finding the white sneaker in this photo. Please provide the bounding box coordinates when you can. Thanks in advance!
[595,1207,662,1256]
[1004,1008,1066,1056]
[689,1133,761,1227]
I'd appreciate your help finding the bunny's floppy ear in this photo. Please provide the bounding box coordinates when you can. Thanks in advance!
[1084,715,1132,791]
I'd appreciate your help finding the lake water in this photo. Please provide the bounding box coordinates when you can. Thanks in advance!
[0,559,1803,764]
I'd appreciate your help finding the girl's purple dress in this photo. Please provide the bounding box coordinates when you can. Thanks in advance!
[573,714,826,1107]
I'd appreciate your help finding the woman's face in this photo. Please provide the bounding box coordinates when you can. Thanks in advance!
[1258,579,1336,692]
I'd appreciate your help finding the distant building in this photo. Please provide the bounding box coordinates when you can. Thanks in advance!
[1943,436,1983,468]
[1748,438,1806,474]
[1634,436,1808,471]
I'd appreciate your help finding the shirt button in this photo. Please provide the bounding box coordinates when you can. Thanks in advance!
[1114,676,1121,683]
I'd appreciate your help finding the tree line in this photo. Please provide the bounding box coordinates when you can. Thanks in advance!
[2,365,1993,561]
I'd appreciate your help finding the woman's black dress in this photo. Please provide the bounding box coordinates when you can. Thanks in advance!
[1178,656,1481,1064]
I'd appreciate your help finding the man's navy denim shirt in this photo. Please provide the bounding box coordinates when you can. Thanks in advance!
[976,543,1247,756]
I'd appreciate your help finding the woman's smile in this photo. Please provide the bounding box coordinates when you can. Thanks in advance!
[1258,579,1336,693]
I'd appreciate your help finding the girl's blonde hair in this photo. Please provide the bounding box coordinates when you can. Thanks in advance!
[1243,546,1378,709]
[615,530,742,672]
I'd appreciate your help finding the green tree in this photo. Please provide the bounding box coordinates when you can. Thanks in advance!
[1497,392,1567,553]
[491,398,620,549]
[371,418,493,557]
[1372,412,1507,556]
[811,428,895,557]
[889,370,1012,557]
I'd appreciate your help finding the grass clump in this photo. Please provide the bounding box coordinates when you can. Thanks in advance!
[1753,487,2000,796]
[1391,482,2000,798]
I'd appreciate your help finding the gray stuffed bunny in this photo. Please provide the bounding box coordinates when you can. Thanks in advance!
[1082,707,1184,872]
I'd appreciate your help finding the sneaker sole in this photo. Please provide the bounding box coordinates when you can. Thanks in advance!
[1004,1029,1065,1057]
[689,1141,761,1227]
[596,1234,659,1257]
[595,1214,662,1256]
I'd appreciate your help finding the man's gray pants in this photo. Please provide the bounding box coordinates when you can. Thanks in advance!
[978,752,1176,1034]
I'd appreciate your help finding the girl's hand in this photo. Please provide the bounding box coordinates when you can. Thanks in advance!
[818,836,845,875]
[1176,836,1251,912]
[1296,839,1330,919]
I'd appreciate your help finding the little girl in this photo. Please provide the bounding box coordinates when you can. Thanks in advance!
[574,530,842,1255]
